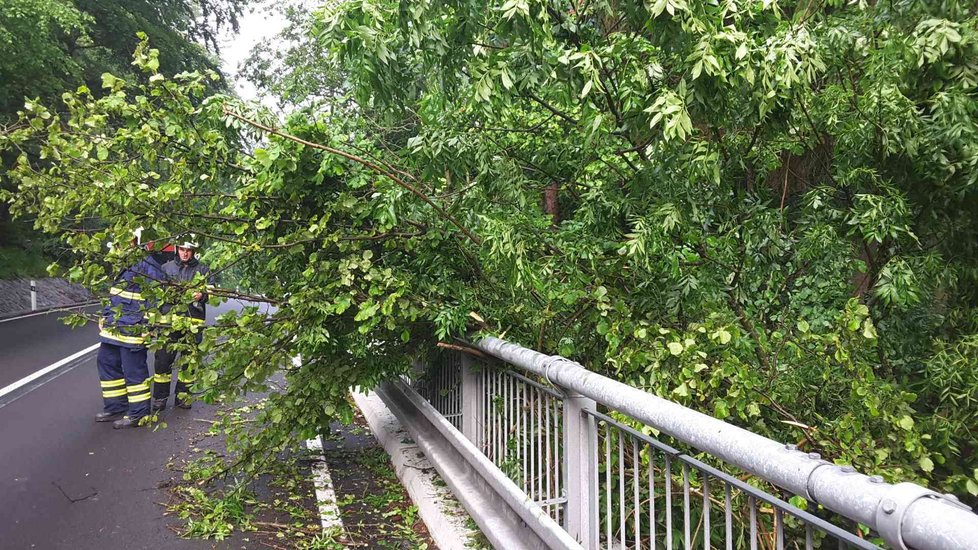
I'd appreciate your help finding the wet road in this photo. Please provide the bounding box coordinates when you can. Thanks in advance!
[0,302,248,549]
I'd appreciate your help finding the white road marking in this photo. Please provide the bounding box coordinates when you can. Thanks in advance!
[305,435,346,533]
[0,343,100,398]
[292,354,345,534]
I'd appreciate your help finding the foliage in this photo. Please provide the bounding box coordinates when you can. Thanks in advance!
[3,0,978,506]
[167,404,343,547]
[239,2,348,111]
[0,0,244,120]
[0,247,53,279]
[167,399,432,548]
[0,0,246,273]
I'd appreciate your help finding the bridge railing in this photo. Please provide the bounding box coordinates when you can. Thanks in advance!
[402,336,978,549]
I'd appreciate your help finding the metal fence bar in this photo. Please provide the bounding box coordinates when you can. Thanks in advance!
[650,451,656,547]
[461,354,483,448]
[472,336,978,550]
[703,473,710,550]
[605,426,612,547]
[724,484,732,550]
[376,378,580,550]
[632,438,640,549]
[665,454,673,550]
[520,379,526,491]
[585,408,877,548]
[619,433,625,549]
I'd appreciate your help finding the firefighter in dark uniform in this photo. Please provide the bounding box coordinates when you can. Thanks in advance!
[96,228,167,429]
[152,236,212,411]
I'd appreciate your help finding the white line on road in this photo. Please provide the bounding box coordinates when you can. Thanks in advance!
[0,343,100,399]
[292,354,345,534]
[305,435,346,534]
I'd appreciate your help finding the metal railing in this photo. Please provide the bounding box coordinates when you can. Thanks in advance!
[404,336,978,550]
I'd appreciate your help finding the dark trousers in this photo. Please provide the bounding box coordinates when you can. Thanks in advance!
[152,333,198,403]
[97,343,150,419]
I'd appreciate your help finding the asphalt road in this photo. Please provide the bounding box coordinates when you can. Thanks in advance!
[0,301,251,549]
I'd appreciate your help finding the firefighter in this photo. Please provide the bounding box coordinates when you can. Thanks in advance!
[152,235,212,411]
[96,228,167,429]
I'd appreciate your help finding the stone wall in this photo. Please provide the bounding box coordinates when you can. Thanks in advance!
[0,278,94,317]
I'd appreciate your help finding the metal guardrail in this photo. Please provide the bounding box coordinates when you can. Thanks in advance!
[395,336,978,549]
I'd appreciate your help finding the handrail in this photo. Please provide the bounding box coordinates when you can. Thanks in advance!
[472,336,978,550]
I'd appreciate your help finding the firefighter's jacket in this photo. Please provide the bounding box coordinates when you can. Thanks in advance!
[161,257,213,323]
[99,253,167,348]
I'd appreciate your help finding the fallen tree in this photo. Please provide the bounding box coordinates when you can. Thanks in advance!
[3,0,978,503]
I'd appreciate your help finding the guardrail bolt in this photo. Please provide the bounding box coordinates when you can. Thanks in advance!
[841,465,856,473]
[808,452,821,460]
[785,444,797,451]
[869,475,884,483]
[881,499,896,515]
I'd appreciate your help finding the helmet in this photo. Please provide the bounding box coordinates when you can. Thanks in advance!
[106,227,147,251]
[176,234,199,250]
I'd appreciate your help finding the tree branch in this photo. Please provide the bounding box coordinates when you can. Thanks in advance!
[221,107,482,246]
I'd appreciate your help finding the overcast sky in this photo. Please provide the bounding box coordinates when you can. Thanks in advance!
[217,4,288,103]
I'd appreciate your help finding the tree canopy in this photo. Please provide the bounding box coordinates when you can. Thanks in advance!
[0,0,245,265]
[0,0,245,120]
[3,0,978,502]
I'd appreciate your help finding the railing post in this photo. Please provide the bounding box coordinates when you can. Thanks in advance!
[460,353,484,449]
[563,390,598,549]
[30,280,37,311]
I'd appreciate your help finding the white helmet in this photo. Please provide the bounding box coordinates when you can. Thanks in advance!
[106,227,144,251]
[177,234,199,250]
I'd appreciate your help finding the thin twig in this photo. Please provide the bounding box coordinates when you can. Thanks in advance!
[436,342,488,358]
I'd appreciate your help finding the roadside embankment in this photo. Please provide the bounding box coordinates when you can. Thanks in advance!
[0,278,93,318]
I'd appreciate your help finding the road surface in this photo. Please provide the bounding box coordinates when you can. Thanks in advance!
[0,301,247,549]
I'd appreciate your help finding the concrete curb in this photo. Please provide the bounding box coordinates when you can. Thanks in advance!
[352,390,482,550]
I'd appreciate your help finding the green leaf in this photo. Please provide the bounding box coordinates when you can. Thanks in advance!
[716,329,731,345]
[499,69,513,90]
[101,73,118,90]
[862,319,878,339]
[898,416,915,430]
[919,456,934,472]
[788,495,808,511]
[667,342,684,355]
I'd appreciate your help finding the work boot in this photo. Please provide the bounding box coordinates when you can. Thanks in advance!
[95,411,125,423]
[151,398,168,411]
[112,416,144,429]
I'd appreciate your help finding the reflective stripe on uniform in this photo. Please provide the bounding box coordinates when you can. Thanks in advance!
[102,388,127,398]
[99,329,145,345]
[128,392,151,403]
[127,382,149,394]
[100,378,125,388]
[153,373,170,383]
[172,313,205,324]
[158,313,205,325]
[109,287,144,301]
